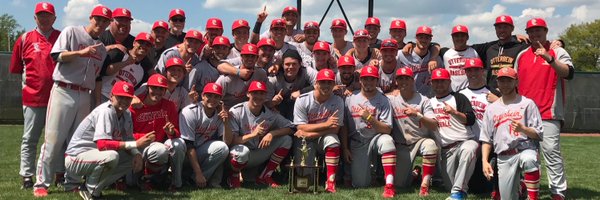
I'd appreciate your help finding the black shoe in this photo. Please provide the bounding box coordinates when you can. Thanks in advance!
[21,176,33,189]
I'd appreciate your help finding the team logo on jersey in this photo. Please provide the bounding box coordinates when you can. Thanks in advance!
[175,9,182,15]
[212,19,218,26]
[500,16,506,22]
[395,20,401,26]
[123,84,130,92]
[42,3,48,9]
[102,7,108,15]
[531,19,537,25]
[344,56,350,62]
[33,43,41,52]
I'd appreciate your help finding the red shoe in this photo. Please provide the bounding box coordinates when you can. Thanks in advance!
[491,189,500,200]
[551,194,565,200]
[228,174,241,189]
[33,187,48,197]
[419,186,429,197]
[382,184,395,198]
[325,181,336,193]
[256,176,280,188]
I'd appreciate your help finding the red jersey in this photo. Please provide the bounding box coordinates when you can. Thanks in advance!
[129,94,181,142]
[9,29,60,107]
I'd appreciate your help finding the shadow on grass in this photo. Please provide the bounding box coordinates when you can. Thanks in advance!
[567,187,600,199]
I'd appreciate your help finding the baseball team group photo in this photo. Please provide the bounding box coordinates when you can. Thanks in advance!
[1,0,600,199]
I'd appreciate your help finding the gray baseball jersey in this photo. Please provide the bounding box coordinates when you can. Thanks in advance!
[290,42,337,69]
[333,41,354,59]
[350,51,379,71]
[65,101,134,156]
[185,60,221,92]
[135,84,191,111]
[229,102,293,150]
[378,61,402,93]
[396,50,442,98]
[442,47,479,92]
[459,86,492,140]
[51,26,107,90]
[293,91,345,126]
[345,91,393,141]
[429,92,476,146]
[388,92,435,145]
[101,53,145,99]
[154,45,201,74]
[215,68,271,108]
[479,95,543,153]
[260,29,304,43]
[179,103,225,148]
[273,43,298,64]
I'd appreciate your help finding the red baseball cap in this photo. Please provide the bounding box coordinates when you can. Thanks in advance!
[431,68,451,80]
[35,2,55,15]
[360,65,379,78]
[270,18,287,30]
[232,19,250,30]
[203,83,223,96]
[526,18,548,30]
[90,5,112,20]
[353,29,370,40]
[169,9,185,19]
[212,36,231,47]
[282,6,298,15]
[452,25,469,35]
[365,17,381,27]
[304,21,320,31]
[152,20,169,30]
[390,19,406,30]
[416,26,433,36]
[112,81,134,97]
[241,43,258,55]
[147,74,168,88]
[463,58,484,69]
[317,69,336,81]
[248,81,267,92]
[396,67,414,77]
[497,67,517,79]
[134,32,154,45]
[380,39,398,50]
[206,17,223,29]
[330,19,347,30]
[185,30,203,41]
[112,8,132,20]
[313,41,330,53]
[495,15,514,26]
[166,57,185,69]
[257,38,275,48]
[338,55,355,68]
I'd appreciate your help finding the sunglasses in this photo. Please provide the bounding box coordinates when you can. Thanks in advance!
[171,18,186,23]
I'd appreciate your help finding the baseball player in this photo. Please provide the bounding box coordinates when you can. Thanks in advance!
[185,36,229,93]
[154,29,203,75]
[334,55,361,98]
[268,50,315,119]
[129,74,186,191]
[293,69,345,193]
[229,19,250,59]
[377,39,403,93]
[9,2,61,189]
[441,25,480,92]
[515,18,574,200]
[215,44,271,108]
[330,19,354,58]
[180,83,232,189]
[165,8,187,48]
[259,6,304,43]
[99,8,134,51]
[227,81,294,188]
[267,18,299,63]
[198,17,224,60]
[428,68,477,200]
[292,22,337,69]
[480,67,543,200]
[364,17,383,48]
[148,20,170,67]
[342,65,396,198]
[388,67,439,197]
[346,29,382,70]
[63,81,154,199]
[135,57,192,111]
[396,26,442,98]
[99,32,154,103]
[32,5,111,197]
[218,38,277,76]
[389,19,408,49]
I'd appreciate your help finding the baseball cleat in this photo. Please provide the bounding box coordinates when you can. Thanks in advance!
[79,189,93,200]
[491,189,500,200]
[54,173,65,188]
[419,186,430,197]
[256,177,280,188]
[227,174,241,189]
[551,194,565,200]
[382,184,395,198]
[33,187,48,197]
[22,176,34,189]
[325,181,336,193]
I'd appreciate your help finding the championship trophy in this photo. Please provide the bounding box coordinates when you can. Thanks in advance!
[287,137,320,194]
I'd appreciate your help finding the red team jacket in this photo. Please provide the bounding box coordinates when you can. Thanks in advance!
[129,94,181,142]
[9,29,61,107]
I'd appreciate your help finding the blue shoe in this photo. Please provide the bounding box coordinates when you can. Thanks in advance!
[446,192,465,200]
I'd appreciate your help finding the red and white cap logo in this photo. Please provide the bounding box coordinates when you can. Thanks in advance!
[173,58,180,64]
[256,82,262,89]
[500,16,506,22]
[102,7,108,15]
[531,19,537,25]
[212,84,218,91]
[324,71,330,77]
[123,84,130,92]
[238,20,244,25]
[422,26,428,32]
[145,34,151,40]
[248,45,253,51]
[335,20,341,25]
[371,18,376,23]
[457,26,462,31]
[436,70,442,77]
[470,59,475,66]
[395,20,401,26]
[401,68,406,74]
[367,67,373,73]
[158,77,164,84]
[212,19,217,25]
[319,42,324,48]
[175,9,181,14]
[42,3,48,9]
[219,37,224,43]
[193,31,198,37]
[344,57,349,62]
[159,21,164,26]
[122,9,128,15]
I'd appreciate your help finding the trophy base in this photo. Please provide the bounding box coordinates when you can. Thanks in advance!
[287,165,320,194]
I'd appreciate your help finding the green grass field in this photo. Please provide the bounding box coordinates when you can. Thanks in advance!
[1,125,599,199]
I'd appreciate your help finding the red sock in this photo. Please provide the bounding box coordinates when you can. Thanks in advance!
[230,158,247,172]
[422,154,437,184]
[382,152,396,185]
[524,170,540,200]
[144,162,163,175]
[325,146,340,182]
[259,147,289,179]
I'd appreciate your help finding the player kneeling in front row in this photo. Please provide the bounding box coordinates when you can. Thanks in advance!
[389,67,439,196]
[63,81,155,200]
[180,83,232,188]
[293,69,345,193]
[227,81,294,188]
[342,65,396,198]
[480,68,543,200]
[129,74,185,191]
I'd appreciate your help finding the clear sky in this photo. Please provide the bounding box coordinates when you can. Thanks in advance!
[2,0,599,47]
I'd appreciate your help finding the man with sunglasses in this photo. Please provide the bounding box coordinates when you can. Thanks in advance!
[165,9,187,48]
